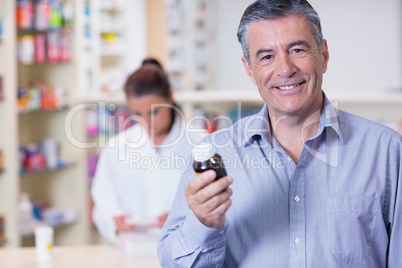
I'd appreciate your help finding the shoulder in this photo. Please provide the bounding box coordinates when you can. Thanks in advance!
[107,124,144,145]
[338,109,402,146]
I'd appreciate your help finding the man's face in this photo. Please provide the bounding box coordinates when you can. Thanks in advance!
[242,14,329,119]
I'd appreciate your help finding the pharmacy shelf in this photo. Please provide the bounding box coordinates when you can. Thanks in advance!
[0,0,91,248]
[17,106,69,115]
[20,163,75,177]
[73,92,126,104]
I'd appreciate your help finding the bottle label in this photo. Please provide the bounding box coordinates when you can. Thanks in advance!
[195,172,202,177]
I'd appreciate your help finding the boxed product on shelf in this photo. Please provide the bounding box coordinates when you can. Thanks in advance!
[0,17,3,41]
[19,138,69,174]
[17,32,71,64]
[99,11,124,32]
[43,207,78,227]
[19,194,77,237]
[0,147,3,170]
[16,0,74,31]
[17,83,66,112]
[16,0,34,30]
[17,35,35,65]
[47,32,71,63]
[0,75,3,100]
[18,192,41,237]
[0,215,4,243]
[34,34,46,63]
[99,66,126,93]
[21,143,47,173]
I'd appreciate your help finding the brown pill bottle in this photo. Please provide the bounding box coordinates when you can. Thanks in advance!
[192,143,227,180]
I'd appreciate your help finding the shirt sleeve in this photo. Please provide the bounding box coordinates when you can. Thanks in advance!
[388,137,402,267]
[91,148,124,245]
[157,164,227,267]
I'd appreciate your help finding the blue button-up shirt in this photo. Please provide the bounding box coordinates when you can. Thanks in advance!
[158,93,402,267]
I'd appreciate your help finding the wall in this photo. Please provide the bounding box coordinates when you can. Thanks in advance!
[212,0,402,93]
[125,0,148,73]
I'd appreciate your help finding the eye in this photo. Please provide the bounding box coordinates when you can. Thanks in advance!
[261,54,273,61]
[290,48,306,56]
[149,109,159,116]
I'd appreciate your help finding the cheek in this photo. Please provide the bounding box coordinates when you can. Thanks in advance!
[255,65,275,85]
[154,109,171,125]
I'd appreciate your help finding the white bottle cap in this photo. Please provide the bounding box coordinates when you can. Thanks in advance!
[192,143,216,162]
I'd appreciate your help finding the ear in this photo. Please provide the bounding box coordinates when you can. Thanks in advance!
[321,39,329,73]
[242,56,257,85]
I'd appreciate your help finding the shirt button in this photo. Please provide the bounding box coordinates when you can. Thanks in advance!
[294,195,300,202]
[295,238,301,244]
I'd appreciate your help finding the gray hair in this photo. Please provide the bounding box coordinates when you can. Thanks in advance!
[237,0,323,65]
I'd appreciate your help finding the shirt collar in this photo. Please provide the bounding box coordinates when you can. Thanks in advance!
[240,91,345,147]
[240,102,272,147]
[318,92,345,144]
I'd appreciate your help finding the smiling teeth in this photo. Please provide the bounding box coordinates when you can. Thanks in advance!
[278,83,301,90]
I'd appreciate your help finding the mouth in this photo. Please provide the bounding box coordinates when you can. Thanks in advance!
[275,81,305,91]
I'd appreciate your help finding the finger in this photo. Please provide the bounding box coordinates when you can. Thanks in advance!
[186,170,216,196]
[195,176,233,204]
[201,187,232,214]
[199,198,232,229]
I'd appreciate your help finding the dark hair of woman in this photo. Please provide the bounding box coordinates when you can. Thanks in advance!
[124,58,170,99]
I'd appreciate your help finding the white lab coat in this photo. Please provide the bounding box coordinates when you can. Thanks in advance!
[91,113,207,245]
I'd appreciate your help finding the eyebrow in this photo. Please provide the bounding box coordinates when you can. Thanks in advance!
[286,40,312,50]
[255,48,274,59]
[254,40,312,59]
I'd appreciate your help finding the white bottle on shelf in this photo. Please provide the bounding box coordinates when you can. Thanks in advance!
[18,192,35,237]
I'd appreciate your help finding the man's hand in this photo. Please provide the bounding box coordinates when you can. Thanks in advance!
[185,170,233,229]
[113,215,136,233]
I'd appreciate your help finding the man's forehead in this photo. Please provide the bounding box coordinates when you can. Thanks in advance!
[248,14,310,33]
[247,15,315,48]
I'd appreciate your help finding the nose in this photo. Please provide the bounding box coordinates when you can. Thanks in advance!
[144,116,153,129]
[276,54,297,77]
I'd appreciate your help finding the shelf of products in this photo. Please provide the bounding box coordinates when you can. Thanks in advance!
[98,0,127,94]
[0,76,3,101]
[164,0,214,91]
[0,16,3,43]
[85,103,133,184]
[18,191,78,242]
[16,0,73,66]
[17,82,67,113]
[0,215,4,247]
[79,0,146,99]
[0,0,89,248]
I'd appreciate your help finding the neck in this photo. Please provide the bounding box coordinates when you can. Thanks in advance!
[150,110,175,148]
[151,131,169,148]
[268,100,323,164]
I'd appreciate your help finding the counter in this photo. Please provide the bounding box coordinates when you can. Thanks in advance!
[0,245,161,268]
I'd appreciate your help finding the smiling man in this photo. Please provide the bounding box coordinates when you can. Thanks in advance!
[158,1,402,267]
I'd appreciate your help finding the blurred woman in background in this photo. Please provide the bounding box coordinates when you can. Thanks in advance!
[91,58,207,255]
